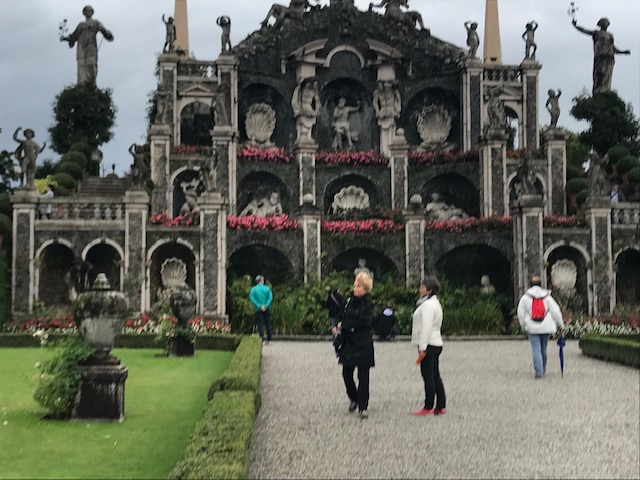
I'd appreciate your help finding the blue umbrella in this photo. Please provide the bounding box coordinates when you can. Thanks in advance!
[556,335,565,377]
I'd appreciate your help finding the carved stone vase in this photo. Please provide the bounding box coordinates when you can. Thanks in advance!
[71,273,129,421]
[168,284,198,357]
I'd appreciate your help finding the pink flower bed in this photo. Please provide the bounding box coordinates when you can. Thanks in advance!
[408,149,479,166]
[322,219,404,234]
[227,214,299,231]
[424,216,512,233]
[237,147,294,164]
[316,150,389,166]
[543,215,586,228]
[150,211,200,227]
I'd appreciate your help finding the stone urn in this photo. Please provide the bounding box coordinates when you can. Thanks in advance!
[72,273,129,364]
[168,284,198,357]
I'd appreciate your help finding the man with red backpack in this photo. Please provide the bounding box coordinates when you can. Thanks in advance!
[517,275,564,378]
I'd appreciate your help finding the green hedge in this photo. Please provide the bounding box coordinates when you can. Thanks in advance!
[579,334,640,368]
[169,390,256,480]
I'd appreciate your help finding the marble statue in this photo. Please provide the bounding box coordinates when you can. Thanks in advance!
[239,192,283,217]
[245,103,276,147]
[217,16,232,53]
[545,89,562,128]
[369,0,426,32]
[588,151,609,197]
[13,127,45,190]
[425,192,468,221]
[354,258,373,278]
[331,98,361,151]
[572,17,630,94]
[485,86,505,130]
[417,105,452,150]
[551,259,577,295]
[292,79,321,143]
[331,186,370,213]
[522,21,539,60]
[514,153,536,197]
[60,5,114,85]
[261,0,317,29]
[213,82,230,125]
[179,179,201,214]
[128,143,150,188]
[155,88,168,124]
[199,149,218,192]
[373,81,401,127]
[480,275,496,295]
[464,21,480,59]
[162,14,176,53]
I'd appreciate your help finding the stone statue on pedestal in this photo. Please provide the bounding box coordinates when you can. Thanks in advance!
[425,192,468,221]
[128,143,150,188]
[464,21,480,59]
[369,0,427,32]
[354,258,373,278]
[217,16,232,53]
[545,89,561,128]
[480,275,496,294]
[522,21,538,60]
[240,192,283,217]
[162,14,176,53]
[292,79,321,144]
[485,86,505,130]
[373,81,401,128]
[13,127,45,190]
[588,151,609,197]
[331,98,361,151]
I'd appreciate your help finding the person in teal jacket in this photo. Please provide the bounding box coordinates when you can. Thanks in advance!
[250,275,273,344]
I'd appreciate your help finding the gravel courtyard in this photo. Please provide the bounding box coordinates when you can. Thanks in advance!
[249,339,640,479]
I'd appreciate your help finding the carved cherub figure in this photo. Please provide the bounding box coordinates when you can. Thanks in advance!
[13,127,45,189]
[522,21,539,59]
[162,14,176,53]
[217,16,232,53]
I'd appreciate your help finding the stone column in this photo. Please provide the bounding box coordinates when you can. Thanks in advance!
[584,196,613,315]
[542,129,569,216]
[510,194,544,300]
[149,124,171,214]
[404,196,426,286]
[298,197,321,284]
[10,190,38,316]
[198,192,228,319]
[479,129,508,216]
[156,53,178,143]
[123,190,149,313]
[212,133,233,211]
[389,129,409,211]
[295,143,317,206]
[520,60,541,149]
[460,59,484,150]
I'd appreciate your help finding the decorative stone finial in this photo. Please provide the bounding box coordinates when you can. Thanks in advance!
[92,273,111,290]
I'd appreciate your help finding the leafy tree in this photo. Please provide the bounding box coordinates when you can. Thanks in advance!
[49,84,117,154]
[570,91,640,156]
[36,159,58,179]
[0,128,20,195]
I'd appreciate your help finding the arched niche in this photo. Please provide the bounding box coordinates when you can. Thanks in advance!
[237,172,290,216]
[238,83,293,149]
[546,246,589,313]
[615,248,640,305]
[331,248,397,282]
[149,242,197,305]
[228,245,294,286]
[400,87,460,149]
[38,243,75,306]
[505,106,520,150]
[507,173,544,203]
[324,174,380,215]
[435,244,511,294]
[317,78,377,151]
[179,101,213,146]
[85,243,121,289]
[172,169,201,217]
[421,173,479,218]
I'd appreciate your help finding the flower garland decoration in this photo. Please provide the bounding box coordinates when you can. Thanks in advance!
[316,150,389,166]
[237,147,294,164]
[322,219,404,234]
[171,145,214,157]
[543,215,586,228]
[424,216,512,233]
[227,214,299,231]
[408,149,479,166]
[150,210,200,227]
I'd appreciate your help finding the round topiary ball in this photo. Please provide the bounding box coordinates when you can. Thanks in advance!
[52,172,76,190]
[57,161,84,180]
[627,166,640,185]
[616,156,640,175]
[606,145,630,165]
[566,177,589,194]
[576,188,591,207]
[61,150,88,169]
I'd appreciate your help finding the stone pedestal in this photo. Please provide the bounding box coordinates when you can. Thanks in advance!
[389,130,409,211]
[585,196,613,315]
[72,364,128,422]
[519,60,541,149]
[149,124,171,214]
[10,189,38,316]
[124,190,150,312]
[542,129,569,216]
[198,192,228,317]
[511,194,544,299]
[169,337,196,357]
[479,130,508,216]
[298,199,322,283]
[295,144,318,205]
[404,198,426,286]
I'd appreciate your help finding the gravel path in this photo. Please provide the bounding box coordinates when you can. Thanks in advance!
[249,339,640,479]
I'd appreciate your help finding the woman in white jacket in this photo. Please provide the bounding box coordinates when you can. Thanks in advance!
[411,276,446,416]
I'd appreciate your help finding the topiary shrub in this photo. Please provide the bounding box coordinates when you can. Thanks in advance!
[606,145,630,165]
[628,166,640,185]
[616,156,640,175]
[566,177,589,194]
[61,150,88,169]
[52,172,76,190]
[68,142,93,163]
[53,185,70,197]
[57,162,83,180]
[576,188,591,207]
[566,165,584,181]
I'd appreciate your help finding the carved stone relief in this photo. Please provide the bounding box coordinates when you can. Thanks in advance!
[331,186,370,213]
[245,103,276,147]
[416,105,452,150]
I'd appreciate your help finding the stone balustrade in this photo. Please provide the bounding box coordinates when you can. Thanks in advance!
[177,60,217,78]
[483,66,521,83]
[611,202,640,226]
[36,198,126,221]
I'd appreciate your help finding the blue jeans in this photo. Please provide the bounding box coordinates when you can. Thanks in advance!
[527,333,549,377]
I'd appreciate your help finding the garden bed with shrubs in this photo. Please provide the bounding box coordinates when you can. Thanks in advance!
[579,334,640,368]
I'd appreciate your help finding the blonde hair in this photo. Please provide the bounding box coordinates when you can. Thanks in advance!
[355,272,373,292]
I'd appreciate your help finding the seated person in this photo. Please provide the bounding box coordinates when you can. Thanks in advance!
[375,305,397,341]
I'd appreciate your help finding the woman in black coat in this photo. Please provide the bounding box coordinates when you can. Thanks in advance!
[338,272,375,419]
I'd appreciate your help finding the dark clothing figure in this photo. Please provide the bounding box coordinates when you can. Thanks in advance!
[327,287,345,356]
[375,306,397,340]
[420,345,446,411]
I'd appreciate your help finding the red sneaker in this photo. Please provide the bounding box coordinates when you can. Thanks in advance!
[434,408,446,415]
[412,408,435,416]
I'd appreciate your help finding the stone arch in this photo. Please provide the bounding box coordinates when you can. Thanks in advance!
[330,247,398,282]
[228,245,294,286]
[325,45,366,69]
[317,78,376,151]
[179,100,213,146]
[239,83,293,149]
[435,244,511,294]
[83,240,123,290]
[171,168,201,217]
[147,240,197,306]
[614,247,640,305]
[323,173,380,215]
[507,171,545,205]
[505,105,521,150]
[544,244,590,313]
[237,171,291,216]
[36,241,76,306]
[400,87,460,149]
[421,172,479,218]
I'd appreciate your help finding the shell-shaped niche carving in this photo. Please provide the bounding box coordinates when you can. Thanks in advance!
[245,103,276,147]
[551,259,577,293]
[331,186,370,213]
[417,105,452,149]
[161,257,187,290]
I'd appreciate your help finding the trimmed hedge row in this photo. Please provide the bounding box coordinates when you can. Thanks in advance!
[579,334,640,368]
[171,335,263,480]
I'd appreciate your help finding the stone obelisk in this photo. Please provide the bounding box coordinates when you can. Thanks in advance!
[174,0,189,55]
[483,0,501,64]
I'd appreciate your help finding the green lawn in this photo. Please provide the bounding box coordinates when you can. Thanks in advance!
[0,348,233,479]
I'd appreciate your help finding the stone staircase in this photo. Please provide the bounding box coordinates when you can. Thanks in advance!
[76,176,130,198]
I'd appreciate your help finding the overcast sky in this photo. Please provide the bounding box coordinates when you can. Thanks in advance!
[0,0,638,175]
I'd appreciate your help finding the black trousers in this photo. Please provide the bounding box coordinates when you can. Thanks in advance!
[255,309,272,341]
[342,365,370,411]
[419,345,446,410]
